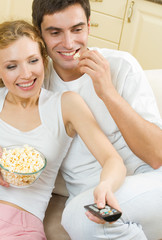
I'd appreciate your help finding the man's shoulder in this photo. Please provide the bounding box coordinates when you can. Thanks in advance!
[90,47,142,73]
[90,47,135,62]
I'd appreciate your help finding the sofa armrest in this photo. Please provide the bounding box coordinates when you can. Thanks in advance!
[144,69,162,117]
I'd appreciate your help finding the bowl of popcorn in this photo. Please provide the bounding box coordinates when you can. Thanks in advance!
[0,145,47,188]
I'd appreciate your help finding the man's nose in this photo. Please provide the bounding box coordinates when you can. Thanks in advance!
[62,32,73,49]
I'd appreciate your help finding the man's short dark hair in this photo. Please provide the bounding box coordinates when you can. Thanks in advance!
[32,0,91,32]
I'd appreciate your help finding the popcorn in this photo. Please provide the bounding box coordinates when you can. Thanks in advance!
[73,52,80,59]
[0,145,46,187]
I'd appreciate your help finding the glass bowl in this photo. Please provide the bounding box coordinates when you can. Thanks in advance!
[0,145,47,188]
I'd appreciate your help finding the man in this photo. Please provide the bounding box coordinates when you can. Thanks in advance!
[32,1,162,239]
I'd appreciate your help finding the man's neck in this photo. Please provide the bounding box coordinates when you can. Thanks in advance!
[53,64,83,82]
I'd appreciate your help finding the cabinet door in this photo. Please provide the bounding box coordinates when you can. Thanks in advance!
[90,11,123,43]
[0,0,11,22]
[0,0,33,23]
[90,0,127,19]
[88,0,128,49]
[88,35,118,49]
[119,0,162,69]
[8,0,33,21]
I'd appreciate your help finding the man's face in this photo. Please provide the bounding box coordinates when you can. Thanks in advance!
[41,4,90,76]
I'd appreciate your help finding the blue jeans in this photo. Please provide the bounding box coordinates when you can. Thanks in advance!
[61,167,162,240]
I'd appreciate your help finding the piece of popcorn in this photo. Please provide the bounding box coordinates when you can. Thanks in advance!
[73,52,80,59]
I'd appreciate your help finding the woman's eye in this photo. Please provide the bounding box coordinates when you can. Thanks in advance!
[6,65,16,70]
[30,58,39,63]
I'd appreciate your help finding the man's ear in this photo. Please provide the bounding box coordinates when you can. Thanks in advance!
[88,17,91,34]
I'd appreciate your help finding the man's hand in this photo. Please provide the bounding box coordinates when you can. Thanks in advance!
[78,49,116,100]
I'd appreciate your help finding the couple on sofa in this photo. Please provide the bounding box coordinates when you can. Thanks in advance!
[0,0,162,239]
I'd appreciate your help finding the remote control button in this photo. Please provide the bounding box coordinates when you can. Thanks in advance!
[89,206,99,212]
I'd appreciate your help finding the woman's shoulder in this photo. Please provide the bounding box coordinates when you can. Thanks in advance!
[62,91,82,100]
[62,91,84,106]
[0,87,8,112]
[0,87,7,94]
[61,91,88,117]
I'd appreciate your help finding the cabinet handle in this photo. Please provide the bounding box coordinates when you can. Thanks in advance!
[127,1,135,23]
[90,0,103,2]
[90,22,99,27]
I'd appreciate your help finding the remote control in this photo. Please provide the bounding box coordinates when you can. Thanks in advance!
[84,203,122,222]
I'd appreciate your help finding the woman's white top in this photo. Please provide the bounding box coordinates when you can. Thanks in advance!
[0,87,72,221]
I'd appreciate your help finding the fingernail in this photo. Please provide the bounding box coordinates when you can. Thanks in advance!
[98,202,104,208]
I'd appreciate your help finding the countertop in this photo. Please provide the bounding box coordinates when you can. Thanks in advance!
[146,0,162,4]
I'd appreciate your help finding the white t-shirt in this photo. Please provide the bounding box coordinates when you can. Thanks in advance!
[0,87,72,220]
[44,48,162,202]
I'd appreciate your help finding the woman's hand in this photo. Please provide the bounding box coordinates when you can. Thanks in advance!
[0,146,2,158]
[0,147,9,187]
[85,181,121,224]
[0,171,9,187]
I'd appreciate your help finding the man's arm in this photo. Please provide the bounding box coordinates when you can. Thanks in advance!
[79,49,162,168]
[102,87,162,168]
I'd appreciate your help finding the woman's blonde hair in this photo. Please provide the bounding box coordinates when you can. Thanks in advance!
[0,20,48,87]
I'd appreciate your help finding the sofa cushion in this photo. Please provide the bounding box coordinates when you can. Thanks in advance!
[54,171,69,197]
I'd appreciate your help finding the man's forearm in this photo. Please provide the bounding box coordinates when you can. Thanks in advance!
[102,89,162,168]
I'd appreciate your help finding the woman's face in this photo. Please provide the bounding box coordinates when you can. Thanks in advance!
[0,36,44,99]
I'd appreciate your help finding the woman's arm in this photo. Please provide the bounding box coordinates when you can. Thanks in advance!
[62,91,126,223]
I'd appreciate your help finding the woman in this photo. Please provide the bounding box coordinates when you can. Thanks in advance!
[0,20,126,239]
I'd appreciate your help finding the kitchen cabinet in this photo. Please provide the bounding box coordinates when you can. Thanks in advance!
[88,0,162,69]
[119,0,162,69]
[88,0,128,49]
[0,0,33,23]
[0,0,162,69]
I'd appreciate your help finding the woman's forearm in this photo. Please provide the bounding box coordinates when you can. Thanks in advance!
[100,156,126,193]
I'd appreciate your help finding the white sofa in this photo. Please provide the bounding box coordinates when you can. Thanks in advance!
[43,69,162,240]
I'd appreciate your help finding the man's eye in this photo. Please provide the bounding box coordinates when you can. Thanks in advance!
[51,31,59,35]
[73,28,82,32]
[6,65,16,70]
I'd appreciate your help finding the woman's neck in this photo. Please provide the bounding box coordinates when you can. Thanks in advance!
[6,91,40,109]
[0,90,41,132]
